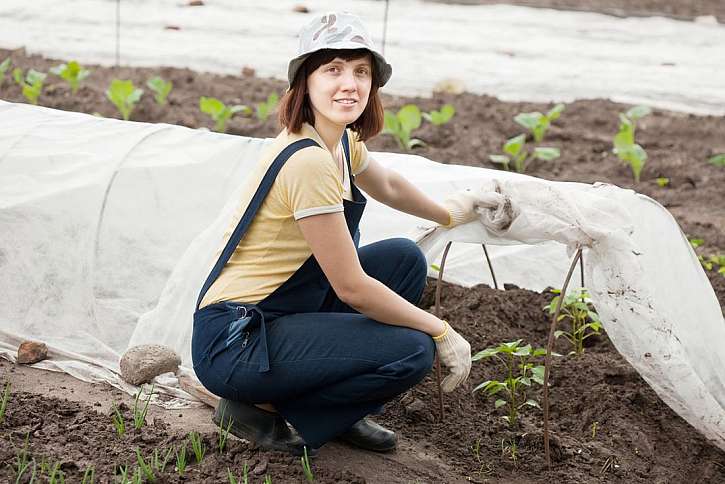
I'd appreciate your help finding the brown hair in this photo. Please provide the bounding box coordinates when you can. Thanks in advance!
[278,49,385,141]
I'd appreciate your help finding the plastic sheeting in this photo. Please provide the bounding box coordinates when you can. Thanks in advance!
[1,0,724,115]
[1,100,724,449]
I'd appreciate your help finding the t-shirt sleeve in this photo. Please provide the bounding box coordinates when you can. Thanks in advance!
[348,130,370,175]
[276,148,344,220]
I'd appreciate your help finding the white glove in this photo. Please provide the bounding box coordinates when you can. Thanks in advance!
[441,188,480,228]
[433,321,472,392]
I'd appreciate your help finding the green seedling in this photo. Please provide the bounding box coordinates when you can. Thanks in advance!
[106,79,143,121]
[612,105,651,183]
[489,133,560,173]
[132,382,154,430]
[514,103,565,143]
[81,465,95,484]
[151,446,174,473]
[256,92,279,121]
[117,464,129,483]
[501,437,519,467]
[38,456,50,477]
[175,445,187,475]
[430,263,441,272]
[301,446,314,482]
[111,403,125,437]
[0,381,10,424]
[189,431,206,462]
[544,288,602,356]
[50,61,90,95]
[13,68,47,105]
[217,406,233,453]
[383,104,424,150]
[135,448,155,483]
[689,238,704,249]
[472,340,546,428]
[200,96,251,133]
[264,475,273,484]
[10,432,32,483]
[699,254,725,276]
[227,464,249,484]
[709,154,725,167]
[131,467,143,484]
[146,76,173,105]
[48,461,65,484]
[656,177,670,187]
[422,104,455,126]
[0,57,11,88]
[591,421,600,439]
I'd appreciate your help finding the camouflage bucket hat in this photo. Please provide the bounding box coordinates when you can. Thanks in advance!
[287,12,392,88]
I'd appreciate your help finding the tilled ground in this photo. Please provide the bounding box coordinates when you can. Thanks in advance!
[1,39,724,483]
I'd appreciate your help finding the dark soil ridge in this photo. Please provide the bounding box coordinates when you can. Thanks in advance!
[424,0,725,23]
[1,46,725,482]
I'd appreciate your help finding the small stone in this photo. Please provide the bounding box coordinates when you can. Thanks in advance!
[119,344,180,385]
[251,457,268,476]
[241,66,256,78]
[404,398,426,415]
[17,340,48,364]
[292,5,309,13]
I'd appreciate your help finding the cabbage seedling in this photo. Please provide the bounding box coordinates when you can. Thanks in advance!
[106,79,143,121]
[423,104,455,126]
[514,103,565,143]
[489,134,560,173]
[200,96,252,133]
[301,446,314,482]
[132,383,154,430]
[709,154,725,167]
[0,381,9,424]
[0,57,11,88]
[13,68,47,105]
[472,340,546,428]
[50,61,90,95]
[256,92,279,121]
[700,254,725,276]
[383,104,424,150]
[189,431,206,462]
[543,288,602,356]
[146,76,173,106]
[612,105,651,183]
[111,403,126,437]
[689,238,704,248]
[656,177,670,187]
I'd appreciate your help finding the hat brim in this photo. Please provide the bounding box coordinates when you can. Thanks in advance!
[287,44,392,88]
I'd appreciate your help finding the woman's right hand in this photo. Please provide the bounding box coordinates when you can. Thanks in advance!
[432,321,472,392]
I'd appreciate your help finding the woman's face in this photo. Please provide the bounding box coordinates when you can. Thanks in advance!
[306,55,373,129]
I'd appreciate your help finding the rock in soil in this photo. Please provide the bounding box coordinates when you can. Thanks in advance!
[119,344,180,385]
[17,340,48,364]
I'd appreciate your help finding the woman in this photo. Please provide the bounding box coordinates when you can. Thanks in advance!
[192,12,482,456]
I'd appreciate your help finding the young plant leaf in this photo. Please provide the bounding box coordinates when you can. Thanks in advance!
[533,147,560,161]
[626,105,652,121]
[708,154,725,167]
[146,76,173,105]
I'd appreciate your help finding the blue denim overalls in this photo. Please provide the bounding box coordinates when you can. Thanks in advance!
[192,133,435,447]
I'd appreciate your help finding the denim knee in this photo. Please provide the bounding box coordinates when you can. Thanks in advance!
[381,329,435,388]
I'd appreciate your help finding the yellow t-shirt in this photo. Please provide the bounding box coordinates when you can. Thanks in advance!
[199,123,369,308]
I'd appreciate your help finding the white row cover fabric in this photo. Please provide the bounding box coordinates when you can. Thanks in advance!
[0,101,723,449]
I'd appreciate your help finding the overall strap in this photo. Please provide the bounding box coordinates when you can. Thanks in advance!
[196,138,320,310]
[341,130,353,181]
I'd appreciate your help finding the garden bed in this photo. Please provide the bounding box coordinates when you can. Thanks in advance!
[1,46,724,483]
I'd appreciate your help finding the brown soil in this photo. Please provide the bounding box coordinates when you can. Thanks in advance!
[424,0,725,22]
[1,40,725,483]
